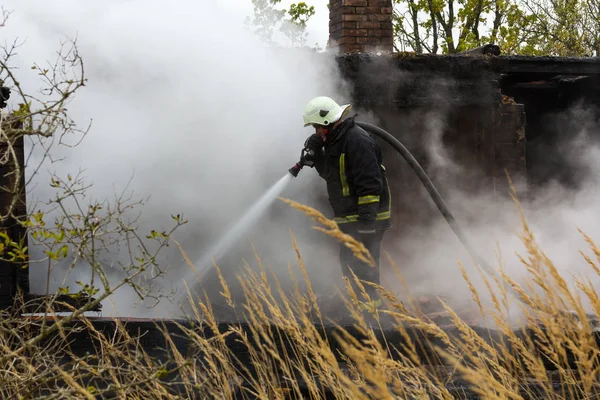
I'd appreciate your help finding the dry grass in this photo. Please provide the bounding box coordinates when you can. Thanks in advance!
[3,197,600,399]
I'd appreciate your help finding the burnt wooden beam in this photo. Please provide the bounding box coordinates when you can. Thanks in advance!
[509,80,560,89]
[455,44,501,56]
[551,74,590,83]
[350,78,501,107]
[336,52,506,79]
[502,56,600,76]
[336,53,600,81]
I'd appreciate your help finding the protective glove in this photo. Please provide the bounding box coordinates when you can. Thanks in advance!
[301,134,324,168]
[356,218,376,236]
[304,134,324,153]
[357,199,378,236]
[301,153,317,167]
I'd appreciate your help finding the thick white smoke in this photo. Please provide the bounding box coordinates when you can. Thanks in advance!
[3,1,600,328]
[1,0,347,318]
[379,99,600,327]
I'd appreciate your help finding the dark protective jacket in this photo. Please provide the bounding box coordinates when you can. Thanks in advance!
[313,116,392,232]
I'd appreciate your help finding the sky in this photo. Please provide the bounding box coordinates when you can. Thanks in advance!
[256,0,330,48]
[291,0,330,47]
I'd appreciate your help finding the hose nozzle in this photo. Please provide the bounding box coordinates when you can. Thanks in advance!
[288,145,311,178]
[288,144,317,178]
[288,162,303,177]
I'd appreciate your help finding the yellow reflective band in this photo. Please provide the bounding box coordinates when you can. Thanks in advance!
[335,211,390,224]
[383,173,392,219]
[358,195,380,205]
[340,153,350,197]
[334,171,392,225]
[334,215,358,224]
[377,173,392,221]
[376,211,391,220]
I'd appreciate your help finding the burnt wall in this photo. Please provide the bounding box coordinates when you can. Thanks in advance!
[502,73,600,192]
[334,53,526,235]
[332,53,600,235]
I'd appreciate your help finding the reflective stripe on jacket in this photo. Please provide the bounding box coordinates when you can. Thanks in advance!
[314,117,392,231]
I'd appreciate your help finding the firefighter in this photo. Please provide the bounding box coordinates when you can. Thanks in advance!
[301,96,392,307]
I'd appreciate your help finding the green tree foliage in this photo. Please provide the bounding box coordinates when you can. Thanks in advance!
[515,0,599,56]
[246,0,316,47]
[392,0,599,56]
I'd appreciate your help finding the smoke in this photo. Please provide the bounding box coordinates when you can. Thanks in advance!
[377,91,600,328]
[3,1,600,328]
[2,0,348,317]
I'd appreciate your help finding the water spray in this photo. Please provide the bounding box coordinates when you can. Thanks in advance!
[180,173,293,298]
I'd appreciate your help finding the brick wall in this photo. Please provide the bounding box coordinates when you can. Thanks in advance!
[329,0,394,53]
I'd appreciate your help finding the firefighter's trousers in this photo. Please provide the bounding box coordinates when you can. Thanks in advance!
[339,229,384,300]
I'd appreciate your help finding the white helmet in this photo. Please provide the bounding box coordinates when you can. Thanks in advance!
[302,96,351,127]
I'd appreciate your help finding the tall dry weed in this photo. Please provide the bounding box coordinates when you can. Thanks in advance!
[3,195,600,398]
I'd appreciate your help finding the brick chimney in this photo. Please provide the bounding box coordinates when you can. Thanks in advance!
[328,0,394,53]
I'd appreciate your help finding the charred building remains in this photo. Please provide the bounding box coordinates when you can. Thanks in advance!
[326,0,600,241]
[0,1,598,310]
[0,0,596,313]
[335,52,600,237]
[0,2,599,397]
[5,50,598,310]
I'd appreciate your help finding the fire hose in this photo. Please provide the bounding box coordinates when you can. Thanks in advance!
[289,121,499,289]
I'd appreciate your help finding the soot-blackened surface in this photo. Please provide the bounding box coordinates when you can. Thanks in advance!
[18,315,600,399]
